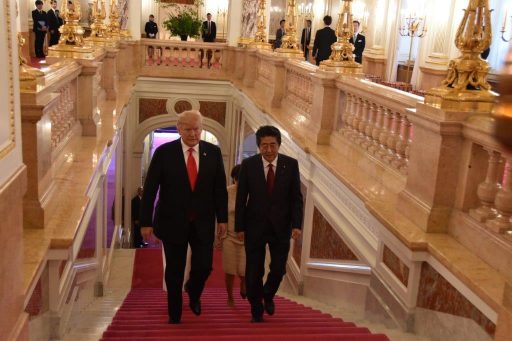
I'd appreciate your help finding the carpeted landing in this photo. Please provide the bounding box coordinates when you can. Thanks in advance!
[101,248,390,340]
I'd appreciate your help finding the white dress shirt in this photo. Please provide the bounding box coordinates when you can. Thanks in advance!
[262,155,278,179]
[181,139,200,170]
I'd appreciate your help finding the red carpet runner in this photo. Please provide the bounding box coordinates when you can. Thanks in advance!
[101,249,390,340]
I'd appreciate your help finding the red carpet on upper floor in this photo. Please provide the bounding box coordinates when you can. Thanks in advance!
[104,248,390,340]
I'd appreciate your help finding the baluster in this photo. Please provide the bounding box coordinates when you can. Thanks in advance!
[486,157,512,233]
[392,115,411,170]
[470,150,502,222]
[376,108,391,157]
[383,111,400,163]
[401,125,413,174]
[368,106,383,153]
[362,103,377,149]
[356,100,369,144]
[341,93,353,135]
[347,96,361,138]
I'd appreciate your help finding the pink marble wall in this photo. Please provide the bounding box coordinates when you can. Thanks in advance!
[417,262,496,337]
[310,207,358,261]
[382,245,409,287]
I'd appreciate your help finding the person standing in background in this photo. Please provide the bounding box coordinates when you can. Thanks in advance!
[274,19,286,49]
[349,20,366,64]
[312,15,337,66]
[131,187,147,248]
[47,0,63,46]
[145,14,158,39]
[32,0,48,58]
[201,13,217,68]
[301,19,312,61]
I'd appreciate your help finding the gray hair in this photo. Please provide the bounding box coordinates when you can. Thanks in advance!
[177,110,203,127]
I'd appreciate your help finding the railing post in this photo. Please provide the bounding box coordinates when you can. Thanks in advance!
[307,71,338,144]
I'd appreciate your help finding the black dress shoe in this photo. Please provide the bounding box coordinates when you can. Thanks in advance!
[168,317,181,324]
[189,300,201,316]
[251,315,264,323]
[264,297,275,316]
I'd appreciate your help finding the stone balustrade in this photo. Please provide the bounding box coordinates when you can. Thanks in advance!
[284,60,315,119]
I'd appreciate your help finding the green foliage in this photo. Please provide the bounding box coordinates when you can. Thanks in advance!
[163,8,202,38]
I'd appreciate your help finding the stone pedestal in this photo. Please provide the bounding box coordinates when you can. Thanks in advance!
[77,61,104,136]
[234,48,246,81]
[256,52,287,109]
[307,71,340,145]
[419,66,448,91]
[362,53,387,80]
[102,47,119,100]
[397,103,469,232]
[242,49,259,87]
[117,40,137,81]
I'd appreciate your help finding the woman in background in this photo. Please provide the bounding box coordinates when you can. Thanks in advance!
[218,165,246,306]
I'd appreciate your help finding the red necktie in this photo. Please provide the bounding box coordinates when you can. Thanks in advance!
[187,148,197,191]
[266,164,275,195]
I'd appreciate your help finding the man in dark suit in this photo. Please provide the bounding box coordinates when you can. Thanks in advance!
[140,110,228,324]
[32,0,48,58]
[201,13,217,68]
[312,15,337,66]
[301,19,312,61]
[145,14,158,38]
[274,19,286,49]
[349,20,366,64]
[235,126,303,323]
[131,187,147,248]
[47,0,63,46]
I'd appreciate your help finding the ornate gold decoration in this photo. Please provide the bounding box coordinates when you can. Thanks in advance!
[399,14,427,84]
[250,0,272,49]
[1,0,16,160]
[275,0,303,58]
[108,0,122,38]
[425,0,497,112]
[17,33,44,90]
[48,1,98,59]
[320,0,362,74]
[85,0,118,47]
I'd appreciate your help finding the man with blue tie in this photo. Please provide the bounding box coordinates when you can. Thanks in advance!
[349,20,366,64]
[32,0,48,58]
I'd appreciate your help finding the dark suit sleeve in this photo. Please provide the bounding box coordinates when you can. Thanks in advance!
[312,30,319,57]
[234,159,249,233]
[212,22,217,41]
[145,22,150,36]
[140,147,163,227]
[361,35,366,50]
[214,146,228,223]
[301,29,305,45]
[290,159,303,229]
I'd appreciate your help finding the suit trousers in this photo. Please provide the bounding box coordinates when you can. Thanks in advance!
[35,31,46,58]
[245,222,290,317]
[49,31,60,46]
[162,222,214,321]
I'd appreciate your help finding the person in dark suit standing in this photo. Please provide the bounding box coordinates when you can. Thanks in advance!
[145,14,158,38]
[131,187,147,248]
[140,110,228,324]
[32,0,48,58]
[301,19,312,61]
[274,19,286,49]
[312,15,337,66]
[47,1,63,46]
[201,13,217,68]
[349,20,366,64]
[235,126,303,323]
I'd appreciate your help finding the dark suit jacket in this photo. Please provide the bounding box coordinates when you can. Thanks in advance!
[145,21,158,38]
[349,33,366,63]
[32,9,48,33]
[202,21,217,42]
[301,27,311,47]
[47,9,63,31]
[235,154,303,242]
[274,28,285,48]
[312,27,337,63]
[140,139,228,244]
[131,195,141,224]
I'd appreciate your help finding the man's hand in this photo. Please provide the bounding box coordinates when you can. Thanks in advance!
[141,227,157,243]
[291,228,302,240]
[217,223,227,238]
[236,232,244,242]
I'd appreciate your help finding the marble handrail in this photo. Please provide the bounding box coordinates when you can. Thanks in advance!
[140,38,228,71]
[335,77,423,175]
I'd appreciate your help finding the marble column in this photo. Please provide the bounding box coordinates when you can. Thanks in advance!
[227,0,243,46]
[128,0,142,39]
[101,47,119,100]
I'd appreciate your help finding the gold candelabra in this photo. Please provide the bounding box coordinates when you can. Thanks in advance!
[398,14,427,84]
[320,0,362,74]
[501,10,511,42]
[90,0,108,39]
[108,0,121,38]
[251,0,272,49]
[17,33,44,89]
[276,0,302,57]
[425,0,496,113]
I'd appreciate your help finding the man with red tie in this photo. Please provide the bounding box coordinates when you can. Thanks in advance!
[140,110,228,324]
[235,125,303,322]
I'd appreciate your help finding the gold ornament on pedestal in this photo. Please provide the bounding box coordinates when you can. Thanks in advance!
[425,0,497,112]
[320,0,362,74]
[47,0,98,59]
[275,0,303,58]
[17,33,44,90]
[108,0,121,39]
[86,0,117,47]
[250,0,272,49]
